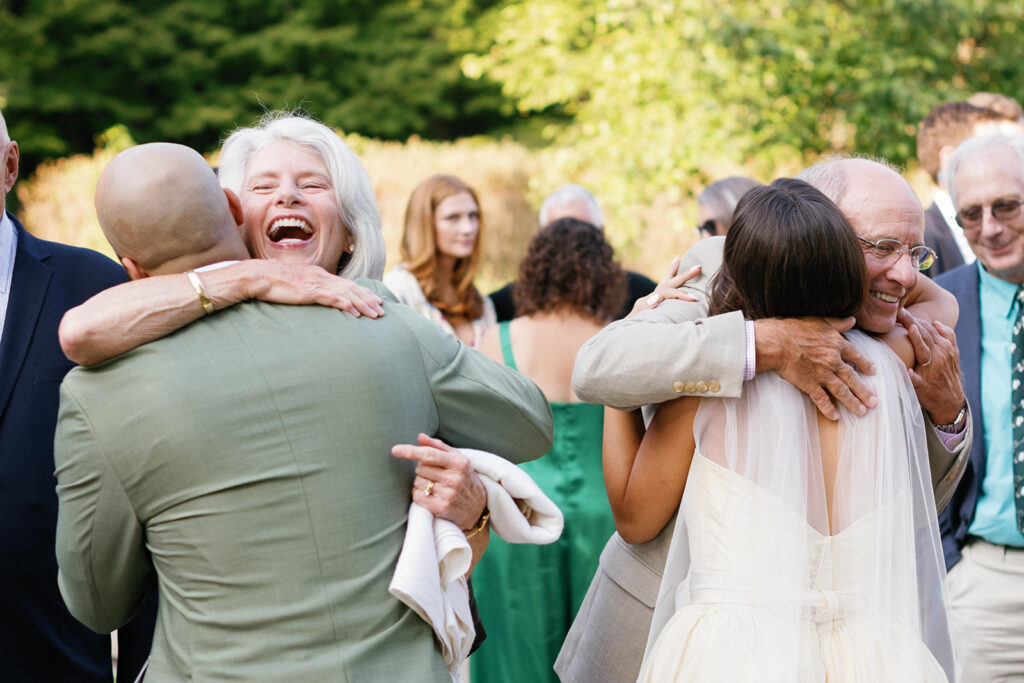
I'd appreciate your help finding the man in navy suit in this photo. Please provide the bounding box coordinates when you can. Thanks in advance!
[0,110,153,680]
[937,133,1024,681]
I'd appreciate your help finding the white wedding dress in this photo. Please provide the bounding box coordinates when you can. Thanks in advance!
[639,332,955,682]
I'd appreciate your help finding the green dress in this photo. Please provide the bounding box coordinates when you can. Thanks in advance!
[471,321,615,683]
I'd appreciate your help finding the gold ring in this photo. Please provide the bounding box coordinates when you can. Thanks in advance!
[425,481,435,496]
[920,357,932,368]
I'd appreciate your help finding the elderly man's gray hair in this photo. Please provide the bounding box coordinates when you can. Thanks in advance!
[796,155,902,206]
[538,183,604,229]
[944,134,1024,207]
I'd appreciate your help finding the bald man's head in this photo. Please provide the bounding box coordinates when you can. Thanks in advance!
[95,143,247,277]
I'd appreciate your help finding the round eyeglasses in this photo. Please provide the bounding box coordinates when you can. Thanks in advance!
[858,237,937,271]
[954,198,1023,230]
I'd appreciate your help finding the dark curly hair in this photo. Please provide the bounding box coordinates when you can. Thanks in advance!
[709,178,866,320]
[513,218,626,320]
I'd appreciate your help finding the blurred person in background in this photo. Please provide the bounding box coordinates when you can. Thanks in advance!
[473,217,625,683]
[916,100,1024,277]
[967,92,1024,126]
[384,174,495,346]
[694,175,761,239]
[489,184,655,321]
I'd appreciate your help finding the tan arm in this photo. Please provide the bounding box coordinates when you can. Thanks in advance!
[603,399,699,544]
[60,260,385,366]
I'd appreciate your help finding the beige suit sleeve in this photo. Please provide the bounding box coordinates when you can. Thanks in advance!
[926,407,972,513]
[573,237,747,410]
[54,381,154,633]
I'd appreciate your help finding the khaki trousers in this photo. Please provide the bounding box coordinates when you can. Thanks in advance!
[947,538,1024,682]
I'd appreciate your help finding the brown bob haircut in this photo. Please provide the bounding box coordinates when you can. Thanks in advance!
[709,178,865,321]
[401,174,485,319]
[514,218,625,320]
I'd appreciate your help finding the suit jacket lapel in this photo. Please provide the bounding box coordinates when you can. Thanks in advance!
[0,216,53,420]
[944,265,984,476]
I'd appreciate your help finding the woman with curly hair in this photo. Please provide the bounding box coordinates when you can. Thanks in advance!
[384,175,495,346]
[471,217,625,683]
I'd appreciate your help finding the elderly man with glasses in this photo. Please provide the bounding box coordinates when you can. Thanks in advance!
[935,134,1024,682]
[556,157,972,683]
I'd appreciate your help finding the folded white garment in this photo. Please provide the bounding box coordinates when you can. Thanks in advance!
[461,448,564,545]
[389,448,564,680]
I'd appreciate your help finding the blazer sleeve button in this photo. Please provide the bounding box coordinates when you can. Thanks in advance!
[708,380,721,392]
[696,381,709,393]
[673,381,686,392]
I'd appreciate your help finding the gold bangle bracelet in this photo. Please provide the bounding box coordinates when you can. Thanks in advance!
[185,270,215,315]
[464,509,490,540]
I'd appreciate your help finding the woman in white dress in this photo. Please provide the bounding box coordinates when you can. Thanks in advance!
[604,178,956,682]
[384,175,496,346]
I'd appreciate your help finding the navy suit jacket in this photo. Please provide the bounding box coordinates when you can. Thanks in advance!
[935,263,984,570]
[923,202,966,279]
[0,214,154,681]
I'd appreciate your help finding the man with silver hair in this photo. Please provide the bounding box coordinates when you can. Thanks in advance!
[489,183,655,321]
[557,157,972,683]
[936,133,1024,681]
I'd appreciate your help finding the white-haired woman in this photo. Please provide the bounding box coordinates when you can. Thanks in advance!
[60,111,490,554]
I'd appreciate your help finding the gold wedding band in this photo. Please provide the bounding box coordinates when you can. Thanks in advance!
[920,357,932,368]
[425,481,435,496]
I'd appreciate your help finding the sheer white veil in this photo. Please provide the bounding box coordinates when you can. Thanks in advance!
[641,331,955,681]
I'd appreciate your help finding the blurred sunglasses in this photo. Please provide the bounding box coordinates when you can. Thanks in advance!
[696,219,717,236]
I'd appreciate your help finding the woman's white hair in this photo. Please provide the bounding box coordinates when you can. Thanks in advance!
[217,111,386,280]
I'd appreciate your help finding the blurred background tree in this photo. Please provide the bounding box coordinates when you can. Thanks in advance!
[0,0,512,175]
[2,0,1023,279]
[461,0,1024,251]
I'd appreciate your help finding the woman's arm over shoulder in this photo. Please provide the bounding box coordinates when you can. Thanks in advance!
[60,273,213,366]
[880,275,960,370]
[61,260,385,366]
[603,397,699,544]
[901,274,959,328]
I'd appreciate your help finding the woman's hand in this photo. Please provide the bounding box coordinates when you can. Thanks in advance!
[628,256,700,317]
[391,433,488,532]
[239,260,384,318]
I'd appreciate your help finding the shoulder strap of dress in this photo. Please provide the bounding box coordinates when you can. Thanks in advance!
[498,321,518,370]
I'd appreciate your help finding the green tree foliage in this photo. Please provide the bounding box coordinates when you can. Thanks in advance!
[464,0,1024,245]
[0,0,511,173]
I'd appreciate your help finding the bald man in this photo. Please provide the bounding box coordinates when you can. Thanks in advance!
[54,144,553,681]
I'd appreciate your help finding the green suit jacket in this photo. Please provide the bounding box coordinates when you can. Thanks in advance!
[54,281,553,682]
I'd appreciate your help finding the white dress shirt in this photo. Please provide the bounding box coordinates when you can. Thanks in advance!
[933,189,977,265]
[0,212,17,347]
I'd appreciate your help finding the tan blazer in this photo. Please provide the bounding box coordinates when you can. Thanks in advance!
[557,238,971,682]
[55,282,553,683]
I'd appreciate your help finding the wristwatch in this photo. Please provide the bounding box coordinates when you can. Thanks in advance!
[934,403,968,434]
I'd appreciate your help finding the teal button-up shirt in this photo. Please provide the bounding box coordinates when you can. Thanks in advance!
[968,262,1024,546]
